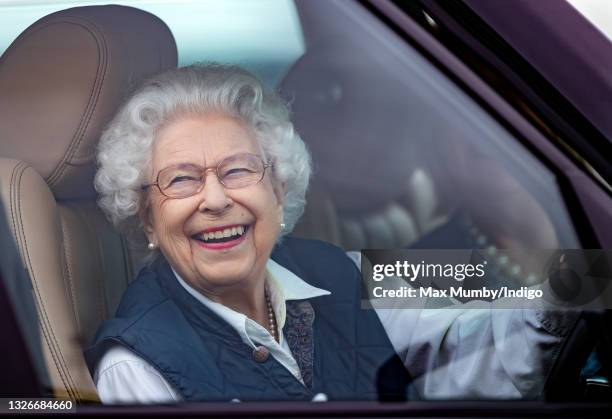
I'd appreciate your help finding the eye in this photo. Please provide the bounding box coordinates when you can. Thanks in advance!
[169,175,199,185]
[223,167,255,178]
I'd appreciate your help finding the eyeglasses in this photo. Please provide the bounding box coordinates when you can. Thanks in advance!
[141,153,273,199]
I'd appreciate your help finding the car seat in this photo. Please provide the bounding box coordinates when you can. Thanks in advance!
[0,5,177,401]
[281,0,447,250]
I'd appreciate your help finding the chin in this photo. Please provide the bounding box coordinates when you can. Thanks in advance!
[193,262,255,287]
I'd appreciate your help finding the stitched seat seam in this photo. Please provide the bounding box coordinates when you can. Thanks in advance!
[13,165,82,400]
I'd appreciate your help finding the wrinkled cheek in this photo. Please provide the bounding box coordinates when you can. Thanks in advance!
[253,221,279,261]
[158,225,190,262]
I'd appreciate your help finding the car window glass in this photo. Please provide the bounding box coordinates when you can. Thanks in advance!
[0,0,304,87]
[0,0,602,408]
[287,0,580,268]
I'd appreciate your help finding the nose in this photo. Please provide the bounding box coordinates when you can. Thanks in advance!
[196,169,232,213]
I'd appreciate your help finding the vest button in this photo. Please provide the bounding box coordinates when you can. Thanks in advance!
[252,345,270,362]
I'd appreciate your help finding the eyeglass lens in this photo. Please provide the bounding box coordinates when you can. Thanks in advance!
[157,153,266,198]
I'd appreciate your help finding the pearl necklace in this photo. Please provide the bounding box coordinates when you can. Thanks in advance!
[265,287,278,342]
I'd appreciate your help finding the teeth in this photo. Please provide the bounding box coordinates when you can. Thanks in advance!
[200,225,246,242]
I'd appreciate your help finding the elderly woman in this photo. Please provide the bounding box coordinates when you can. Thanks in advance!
[85,64,576,404]
[85,64,409,403]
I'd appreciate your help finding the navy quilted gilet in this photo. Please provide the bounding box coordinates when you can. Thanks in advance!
[84,237,411,401]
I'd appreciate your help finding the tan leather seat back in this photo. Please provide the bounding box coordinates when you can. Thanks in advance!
[0,6,177,400]
[281,42,447,250]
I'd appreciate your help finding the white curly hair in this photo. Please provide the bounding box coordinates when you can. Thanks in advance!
[95,63,311,244]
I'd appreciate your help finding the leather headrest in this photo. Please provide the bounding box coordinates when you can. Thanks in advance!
[280,44,430,213]
[0,5,177,199]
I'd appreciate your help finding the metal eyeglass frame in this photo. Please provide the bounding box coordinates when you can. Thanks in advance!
[140,153,274,199]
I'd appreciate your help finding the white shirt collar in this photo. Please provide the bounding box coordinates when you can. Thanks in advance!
[171,259,330,348]
[266,258,330,300]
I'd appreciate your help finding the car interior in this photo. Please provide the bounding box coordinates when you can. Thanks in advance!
[0,5,177,401]
[0,0,609,409]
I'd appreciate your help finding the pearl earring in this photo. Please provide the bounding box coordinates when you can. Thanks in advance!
[280,222,286,230]
[147,242,156,250]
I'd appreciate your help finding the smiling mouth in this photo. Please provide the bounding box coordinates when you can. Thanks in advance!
[192,225,250,244]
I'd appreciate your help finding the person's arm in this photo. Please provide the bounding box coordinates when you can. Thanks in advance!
[348,250,578,399]
[376,304,575,399]
[94,345,181,404]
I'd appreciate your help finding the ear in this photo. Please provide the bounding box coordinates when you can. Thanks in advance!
[273,181,286,222]
[139,200,157,245]
[273,182,286,206]
[273,181,286,207]
[143,222,156,245]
